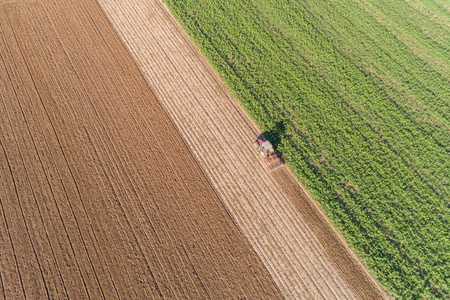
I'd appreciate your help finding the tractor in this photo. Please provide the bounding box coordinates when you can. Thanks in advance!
[253,134,284,172]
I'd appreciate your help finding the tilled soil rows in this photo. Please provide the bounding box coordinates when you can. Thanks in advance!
[95,0,386,299]
[0,0,283,298]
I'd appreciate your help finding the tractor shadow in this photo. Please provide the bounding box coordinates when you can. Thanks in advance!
[260,121,286,153]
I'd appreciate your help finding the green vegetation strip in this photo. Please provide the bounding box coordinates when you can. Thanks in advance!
[164,0,449,298]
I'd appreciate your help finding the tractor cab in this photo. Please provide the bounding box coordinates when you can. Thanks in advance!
[253,134,284,172]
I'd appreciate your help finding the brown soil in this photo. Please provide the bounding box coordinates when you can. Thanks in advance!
[95,0,387,298]
[0,0,283,298]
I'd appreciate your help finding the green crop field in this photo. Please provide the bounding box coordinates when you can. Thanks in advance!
[164,0,449,298]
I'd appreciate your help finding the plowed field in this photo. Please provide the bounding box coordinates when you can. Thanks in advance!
[96,0,386,299]
[0,0,283,298]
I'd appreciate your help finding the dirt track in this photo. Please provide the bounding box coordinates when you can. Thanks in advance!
[0,0,283,298]
[95,0,387,298]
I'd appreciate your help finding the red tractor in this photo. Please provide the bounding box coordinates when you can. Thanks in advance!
[253,134,284,172]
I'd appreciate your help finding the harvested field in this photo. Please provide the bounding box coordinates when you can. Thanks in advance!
[0,0,283,298]
[96,0,386,298]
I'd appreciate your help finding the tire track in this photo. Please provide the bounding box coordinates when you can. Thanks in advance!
[0,140,26,300]
[0,15,72,300]
[5,6,109,299]
[0,97,50,299]
[18,4,173,297]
